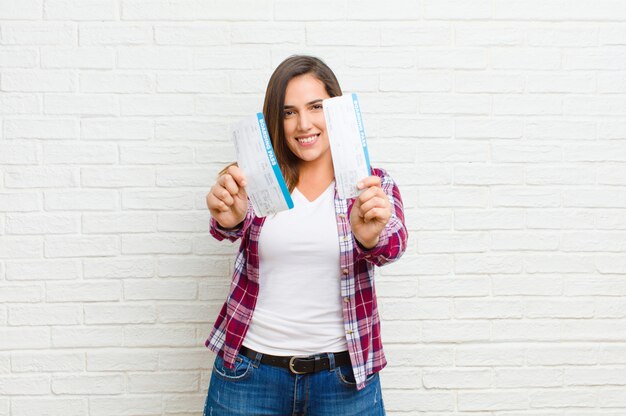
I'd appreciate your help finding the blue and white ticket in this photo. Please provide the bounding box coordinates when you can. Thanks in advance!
[231,113,294,217]
[323,93,372,199]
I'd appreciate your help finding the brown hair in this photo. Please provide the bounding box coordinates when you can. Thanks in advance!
[219,55,342,192]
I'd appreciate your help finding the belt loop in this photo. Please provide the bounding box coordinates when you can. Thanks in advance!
[327,352,336,371]
[253,351,263,368]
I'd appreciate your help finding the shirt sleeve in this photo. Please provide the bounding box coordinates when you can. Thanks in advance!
[352,167,408,266]
[209,198,255,242]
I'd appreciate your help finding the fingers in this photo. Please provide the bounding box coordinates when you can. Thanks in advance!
[206,164,249,221]
[226,165,247,188]
[364,207,389,223]
[359,196,389,216]
[207,180,240,214]
[357,175,381,190]
[355,177,391,223]
[218,173,240,197]
[206,190,230,213]
[216,181,236,204]
[356,182,386,207]
[360,196,391,222]
[356,175,384,208]
[211,165,248,208]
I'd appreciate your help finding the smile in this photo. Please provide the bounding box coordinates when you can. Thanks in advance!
[296,134,320,145]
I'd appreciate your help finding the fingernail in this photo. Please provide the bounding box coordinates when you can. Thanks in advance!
[242,181,247,186]
[357,181,364,189]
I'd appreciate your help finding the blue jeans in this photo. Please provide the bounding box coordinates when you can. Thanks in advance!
[204,350,385,416]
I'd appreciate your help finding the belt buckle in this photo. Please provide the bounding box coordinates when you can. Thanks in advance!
[288,356,308,375]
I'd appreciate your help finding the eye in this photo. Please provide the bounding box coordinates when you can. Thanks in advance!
[312,104,323,110]
[283,110,295,118]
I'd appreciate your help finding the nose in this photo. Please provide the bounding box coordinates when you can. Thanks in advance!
[297,112,312,131]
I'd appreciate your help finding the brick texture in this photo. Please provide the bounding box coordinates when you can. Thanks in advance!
[1,1,626,415]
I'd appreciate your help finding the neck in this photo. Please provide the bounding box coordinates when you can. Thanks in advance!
[297,152,334,188]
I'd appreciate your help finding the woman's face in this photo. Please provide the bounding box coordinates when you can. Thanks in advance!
[282,73,331,167]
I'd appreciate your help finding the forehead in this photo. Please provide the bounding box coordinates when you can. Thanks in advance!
[284,73,329,104]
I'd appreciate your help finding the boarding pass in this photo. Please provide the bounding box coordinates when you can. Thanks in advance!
[323,93,372,199]
[231,113,294,217]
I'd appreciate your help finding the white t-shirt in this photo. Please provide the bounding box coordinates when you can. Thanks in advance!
[243,180,348,355]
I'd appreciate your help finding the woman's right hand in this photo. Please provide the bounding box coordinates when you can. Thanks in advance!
[206,165,248,229]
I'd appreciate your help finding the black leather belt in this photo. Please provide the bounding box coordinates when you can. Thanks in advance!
[239,345,351,375]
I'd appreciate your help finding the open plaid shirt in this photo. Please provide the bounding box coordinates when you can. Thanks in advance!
[205,167,408,390]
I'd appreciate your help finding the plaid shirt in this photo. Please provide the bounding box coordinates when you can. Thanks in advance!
[205,167,408,390]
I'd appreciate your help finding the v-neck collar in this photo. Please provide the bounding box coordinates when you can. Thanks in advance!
[294,180,335,204]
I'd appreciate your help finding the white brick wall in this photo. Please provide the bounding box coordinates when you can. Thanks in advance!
[1,1,626,415]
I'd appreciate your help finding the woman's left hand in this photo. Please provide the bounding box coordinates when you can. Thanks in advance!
[350,175,392,249]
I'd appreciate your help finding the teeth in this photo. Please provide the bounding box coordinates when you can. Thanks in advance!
[297,134,318,143]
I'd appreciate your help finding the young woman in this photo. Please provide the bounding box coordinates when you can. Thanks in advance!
[204,55,408,416]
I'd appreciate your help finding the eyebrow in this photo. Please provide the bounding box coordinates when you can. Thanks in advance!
[283,99,323,109]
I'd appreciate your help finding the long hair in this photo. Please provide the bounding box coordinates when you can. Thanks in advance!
[262,55,342,192]
[219,55,342,192]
